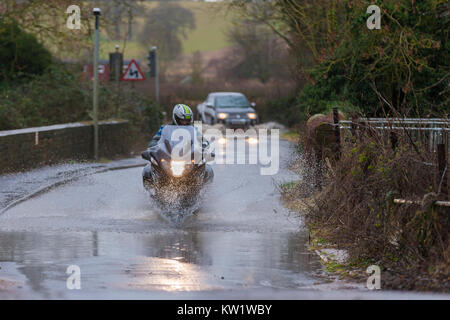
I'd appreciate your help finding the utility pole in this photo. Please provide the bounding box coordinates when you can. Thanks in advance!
[93,8,101,161]
[115,44,120,91]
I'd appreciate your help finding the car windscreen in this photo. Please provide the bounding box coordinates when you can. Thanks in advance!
[215,95,249,108]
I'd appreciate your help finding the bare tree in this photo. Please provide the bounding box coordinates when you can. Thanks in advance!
[102,0,145,41]
[226,20,287,83]
[191,51,204,84]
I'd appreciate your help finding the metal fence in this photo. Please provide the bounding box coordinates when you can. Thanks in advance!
[336,115,449,201]
[339,117,449,153]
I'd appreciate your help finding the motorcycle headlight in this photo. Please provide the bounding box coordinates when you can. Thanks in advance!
[217,113,228,119]
[170,160,185,177]
[247,113,257,120]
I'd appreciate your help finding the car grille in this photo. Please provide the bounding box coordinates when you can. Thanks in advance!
[227,112,248,119]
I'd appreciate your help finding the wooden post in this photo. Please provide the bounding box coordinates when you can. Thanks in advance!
[359,121,367,142]
[351,116,357,140]
[333,107,341,159]
[390,131,398,151]
[437,143,448,200]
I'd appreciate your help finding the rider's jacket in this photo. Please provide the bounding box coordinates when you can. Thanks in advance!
[148,125,165,148]
[148,124,204,148]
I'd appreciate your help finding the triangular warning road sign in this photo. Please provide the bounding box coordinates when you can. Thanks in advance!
[121,59,146,81]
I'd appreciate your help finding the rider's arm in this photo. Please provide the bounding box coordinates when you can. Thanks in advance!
[148,126,164,148]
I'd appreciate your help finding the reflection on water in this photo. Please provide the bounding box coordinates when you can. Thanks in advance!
[0,141,324,298]
[123,257,217,292]
[141,231,212,265]
[0,228,322,296]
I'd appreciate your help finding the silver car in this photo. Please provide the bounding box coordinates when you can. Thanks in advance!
[196,92,259,129]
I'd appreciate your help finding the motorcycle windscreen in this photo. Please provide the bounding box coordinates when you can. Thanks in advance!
[156,125,203,163]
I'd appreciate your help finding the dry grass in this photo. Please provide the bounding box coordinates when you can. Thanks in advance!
[283,125,450,292]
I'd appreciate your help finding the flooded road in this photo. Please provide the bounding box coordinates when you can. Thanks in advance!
[0,140,330,299]
[2,140,446,299]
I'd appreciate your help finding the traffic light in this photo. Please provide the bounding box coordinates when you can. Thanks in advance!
[147,50,156,77]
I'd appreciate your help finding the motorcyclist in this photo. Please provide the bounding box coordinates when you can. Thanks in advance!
[142,104,214,185]
[148,104,195,148]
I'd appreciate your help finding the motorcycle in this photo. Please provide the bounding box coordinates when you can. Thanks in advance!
[141,125,214,212]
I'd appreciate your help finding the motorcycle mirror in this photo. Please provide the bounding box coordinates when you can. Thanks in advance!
[251,102,256,108]
[141,150,150,161]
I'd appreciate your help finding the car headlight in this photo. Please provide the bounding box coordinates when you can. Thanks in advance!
[217,113,228,119]
[247,113,257,120]
[170,161,185,177]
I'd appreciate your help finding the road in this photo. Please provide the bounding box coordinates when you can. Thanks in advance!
[0,139,447,299]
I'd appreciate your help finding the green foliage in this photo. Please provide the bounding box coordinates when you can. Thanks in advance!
[0,64,87,130]
[280,181,299,191]
[297,74,363,120]
[141,102,163,136]
[296,0,449,117]
[0,19,52,83]
[0,0,92,59]
[325,260,345,273]
[0,64,162,135]
[263,95,300,127]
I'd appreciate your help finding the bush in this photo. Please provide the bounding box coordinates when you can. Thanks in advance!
[0,64,162,138]
[263,95,300,127]
[296,1,449,118]
[0,64,88,130]
[293,128,449,291]
[0,19,52,83]
[296,77,362,121]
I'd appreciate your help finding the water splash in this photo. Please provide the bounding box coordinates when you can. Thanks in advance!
[146,184,206,227]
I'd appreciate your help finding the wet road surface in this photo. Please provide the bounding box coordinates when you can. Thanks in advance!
[0,140,447,299]
[0,140,331,298]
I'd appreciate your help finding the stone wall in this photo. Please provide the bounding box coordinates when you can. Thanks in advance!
[0,120,131,173]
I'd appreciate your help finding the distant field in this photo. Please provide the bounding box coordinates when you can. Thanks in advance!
[100,2,236,62]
